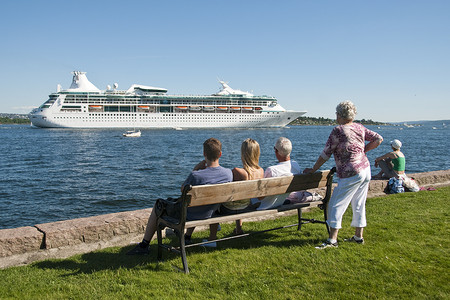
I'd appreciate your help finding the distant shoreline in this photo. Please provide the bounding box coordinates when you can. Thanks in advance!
[0,114,30,125]
[289,116,389,126]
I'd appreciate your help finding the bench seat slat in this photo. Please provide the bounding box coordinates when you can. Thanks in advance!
[185,201,323,228]
[187,170,330,207]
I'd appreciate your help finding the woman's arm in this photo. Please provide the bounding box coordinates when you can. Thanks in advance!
[304,129,336,174]
[365,138,383,153]
[303,156,328,174]
[375,151,395,167]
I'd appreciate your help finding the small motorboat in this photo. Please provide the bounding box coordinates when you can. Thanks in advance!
[123,130,141,137]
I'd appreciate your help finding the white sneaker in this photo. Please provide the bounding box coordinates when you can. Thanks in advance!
[315,240,338,249]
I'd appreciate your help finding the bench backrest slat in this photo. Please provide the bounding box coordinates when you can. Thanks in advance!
[187,170,331,207]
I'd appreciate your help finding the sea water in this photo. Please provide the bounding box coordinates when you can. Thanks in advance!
[1,121,448,229]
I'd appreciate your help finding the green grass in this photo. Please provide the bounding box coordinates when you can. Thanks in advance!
[1,187,449,299]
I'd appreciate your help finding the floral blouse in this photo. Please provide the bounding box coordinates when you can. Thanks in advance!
[320,123,382,178]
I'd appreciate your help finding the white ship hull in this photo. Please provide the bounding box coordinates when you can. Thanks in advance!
[30,111,304,128]
[30,72,306,129]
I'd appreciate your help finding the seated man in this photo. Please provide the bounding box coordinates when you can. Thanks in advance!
[127,137,232,255]
[257,137,302,210]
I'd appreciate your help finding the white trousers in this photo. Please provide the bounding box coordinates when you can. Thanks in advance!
[327,167,371,229]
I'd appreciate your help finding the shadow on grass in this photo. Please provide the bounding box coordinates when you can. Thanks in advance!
[32,246,167,275]
[33,225,325,275]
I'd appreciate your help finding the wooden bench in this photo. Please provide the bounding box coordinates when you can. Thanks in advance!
[155,168,335,273]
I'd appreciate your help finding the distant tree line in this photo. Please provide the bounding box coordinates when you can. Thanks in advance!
[290,116,388,126]
[0,114,30,124]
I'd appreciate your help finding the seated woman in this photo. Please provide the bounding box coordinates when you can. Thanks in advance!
[374,139,405,179]
[219,138,264,235]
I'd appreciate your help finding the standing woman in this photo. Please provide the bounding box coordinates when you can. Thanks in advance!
[304,101,383,249]
[220,138,264,234]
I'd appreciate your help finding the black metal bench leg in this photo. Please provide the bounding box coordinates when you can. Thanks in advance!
[323,205,330,235]
[179,234,189,274]
[297,208,302,231]
[157,225,163,261]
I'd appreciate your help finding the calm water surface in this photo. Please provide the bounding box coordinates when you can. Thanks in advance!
[1,122,448,229]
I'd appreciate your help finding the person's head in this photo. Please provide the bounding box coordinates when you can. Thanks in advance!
[241,138,261,179]
[274,137,292,159]
[203,138,222,161]
[336,100,357,121]
[391,139,402,150]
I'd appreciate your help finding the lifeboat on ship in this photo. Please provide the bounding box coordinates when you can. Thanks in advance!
[203,106,215,111]
[88,105,103,111]
[189,106,202,111]
[175,106,188,112]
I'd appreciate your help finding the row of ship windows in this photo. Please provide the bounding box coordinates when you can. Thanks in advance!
[52,115,281,120]
[62,99,271,106]
[54,113,281,119]
[84,112,280,116]
[52,120,266,123]
[160,113,280,116]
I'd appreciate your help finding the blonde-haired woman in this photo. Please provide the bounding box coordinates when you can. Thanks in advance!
[220,138,264,234]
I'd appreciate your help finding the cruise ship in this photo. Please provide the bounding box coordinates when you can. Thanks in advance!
[29,72,306,128]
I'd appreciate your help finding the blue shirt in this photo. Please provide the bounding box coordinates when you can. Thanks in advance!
[183,166,233,187]
[183,166,233,220]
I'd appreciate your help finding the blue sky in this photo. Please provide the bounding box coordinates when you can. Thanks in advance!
[1,0,448,122]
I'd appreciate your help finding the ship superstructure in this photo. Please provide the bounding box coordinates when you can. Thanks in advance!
[29,72,306,128]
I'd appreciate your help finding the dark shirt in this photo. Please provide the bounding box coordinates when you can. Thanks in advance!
[183,166,232,220]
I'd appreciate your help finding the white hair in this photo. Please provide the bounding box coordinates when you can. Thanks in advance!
[275,137,292,157]
[336,100,357,121]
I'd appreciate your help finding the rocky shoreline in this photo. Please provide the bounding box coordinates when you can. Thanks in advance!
[1,169,449,269]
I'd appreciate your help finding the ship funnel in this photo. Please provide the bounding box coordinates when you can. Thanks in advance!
[214,80,253,96]
[66,71,100,92]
